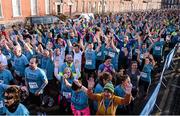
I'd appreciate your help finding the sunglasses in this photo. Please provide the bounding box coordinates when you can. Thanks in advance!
[4,96,14,100]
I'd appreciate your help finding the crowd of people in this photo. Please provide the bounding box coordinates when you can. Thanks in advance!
[0,9,179,115]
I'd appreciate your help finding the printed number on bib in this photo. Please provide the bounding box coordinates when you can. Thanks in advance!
[29,82,38,89]
[86,60,92,65]
[63,92,71,99]
[0,101,3,108]
[155,46,161,51]
[109,52,115,57]
[141,72,147,78]
[0,80,4,84]
[97,52,102,56]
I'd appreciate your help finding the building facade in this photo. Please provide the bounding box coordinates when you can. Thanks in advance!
[0,0,163,26]
[51,0,162,15]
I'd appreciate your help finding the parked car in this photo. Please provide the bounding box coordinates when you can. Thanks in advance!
[70,13,94,23]
[25,15,63,25]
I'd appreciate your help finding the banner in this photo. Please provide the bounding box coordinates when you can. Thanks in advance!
[140,83,161,115]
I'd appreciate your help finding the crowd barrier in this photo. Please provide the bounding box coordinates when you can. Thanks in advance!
[140,43,179,115]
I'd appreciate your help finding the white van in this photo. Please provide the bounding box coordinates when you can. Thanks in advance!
[72,13,94,22]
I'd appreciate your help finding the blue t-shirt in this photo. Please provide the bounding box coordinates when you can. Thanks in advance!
[40,56,54,80]
[140,64,153,82]
[152,41,164,56]
[0,69,13,85]
[25,67,48,94]
[93,83,104,111]
[12,54,29,77]
[61,77,74,93]
[71,90,89,110]
[98,63,115,75]
[5,103,29,116]
[0,84,9,114]
[59,62,76,76]
[84,50,96,69]
[23,50,33,61]
[114,85,126,109]
[107,48,119,71]
[96,44,105,61]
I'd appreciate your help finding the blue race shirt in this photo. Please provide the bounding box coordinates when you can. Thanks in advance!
[5,103,29,116]
[152,41,164,56]
[0,69,13,85]
[71,90,89,110]
[13,54,29,77]
[114,85,126,109]
[23,50,33,61]
[25,67,48,94]
[85,49,96,69]
[40,56,54,80]
[58,62,76,76]
[93,83,104,111]
[140,64,153,82]
[0,84,9,114]
[96,44,105,61]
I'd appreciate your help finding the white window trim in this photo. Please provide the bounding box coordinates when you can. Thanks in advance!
[30,0,38,16]
[45,0,50,14]
[55,2,63,15]
[12,0,22,17]
[0,0,3,18]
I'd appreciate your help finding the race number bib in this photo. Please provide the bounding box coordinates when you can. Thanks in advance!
[0,100,3,108]
[0,80,4,84]
[155,46,161,51]
[121,47,124,51]
[141,72,147,78]
[97,52,102,56]
[109,52,115,57]
[135,49,139,53]
[29,82,38,89]
[63,92,71,99]
[86,60,92,65]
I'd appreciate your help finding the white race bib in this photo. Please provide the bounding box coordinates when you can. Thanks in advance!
[0,100,3,108]
[97,52,102,56]
[29,82,38,89]
[86,60,92,65]
[109,52,115,57]
[141,72,147,78]
[0,80,4,84]
[155,46,161,51]
[121,47,124,51]
[135,49,139,53]
[63,92,71,99]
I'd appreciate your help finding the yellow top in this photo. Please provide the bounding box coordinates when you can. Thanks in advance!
[87,89,131,115]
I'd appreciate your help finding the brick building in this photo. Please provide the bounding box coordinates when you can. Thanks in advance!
[0,0,51,26]
[0,0,162,26]
[51,0,162,15]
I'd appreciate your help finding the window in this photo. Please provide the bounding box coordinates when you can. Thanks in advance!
[82,1,85,12]
[12,0,21,17]
[45,0,50,14]
[31,0,38,15]
[0,0,2,17]
[88,1,91,13]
